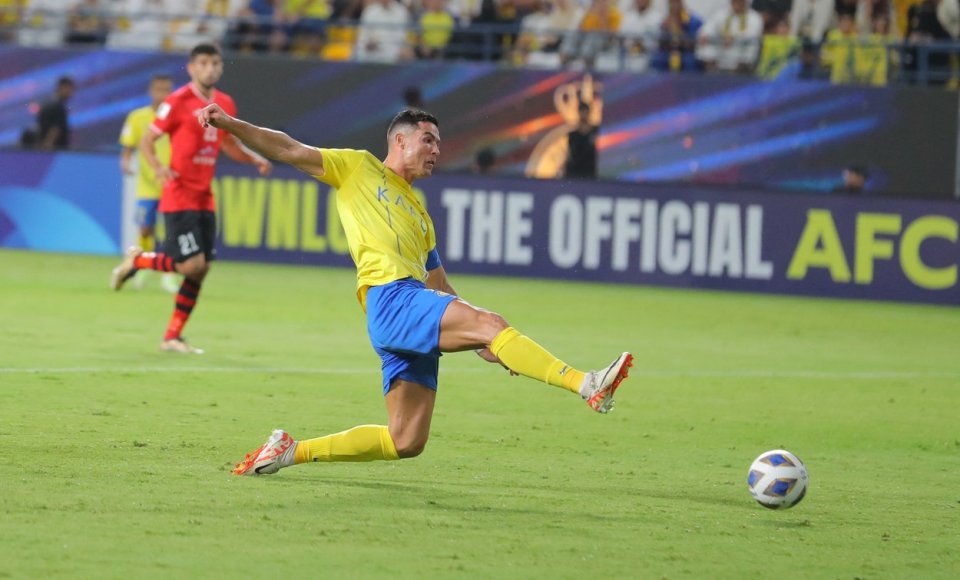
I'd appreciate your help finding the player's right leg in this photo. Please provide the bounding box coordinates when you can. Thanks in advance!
[439,299,633,413]
[137,199,159,252]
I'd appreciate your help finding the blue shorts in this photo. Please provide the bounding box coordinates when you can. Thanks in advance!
[366,278,458,396]
[136,199,159,228]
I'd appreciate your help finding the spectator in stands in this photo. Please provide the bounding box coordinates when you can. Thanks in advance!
[903,0,953,84]
[66,0,109,46]
[618,0,663,72]
[835,0,858,19]
[0,0,23,42]
[234,0,287,53]
[512,0,581,68]
[564,100,598,179]
[447,0,524,61]
[756,14,800,77]
[855,0,900,37]
[751,0,792,33]
[172,0,248,52]
[651,0,703,72]
[18,0,70,47]
[284,0,331,57]
[355,0,412,63]
[822,13,883,84]
[858,0,900,36]
[34,76,75,150]
[696,0,764,73]
[788,0,833,42]
[107,0,175,51]
[937,0,960,38]
[560,0,621,68]
[330,0,363,20]
[832,164,868,193]
[416,0,455,58]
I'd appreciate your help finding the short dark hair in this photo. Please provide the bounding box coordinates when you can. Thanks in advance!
[150,73,173,84]
[387,109,439,139]
[57,76,75,88]
[190,43,221,60]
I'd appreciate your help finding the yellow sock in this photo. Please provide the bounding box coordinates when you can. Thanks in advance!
[293,425,399,464]
[139,234,155,252]
[489,327,585,394]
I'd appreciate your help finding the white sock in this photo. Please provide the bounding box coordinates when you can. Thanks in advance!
[578,373,594,399]
[278,441,298,468]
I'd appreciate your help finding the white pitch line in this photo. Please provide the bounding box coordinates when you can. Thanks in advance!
[0,367,958,379]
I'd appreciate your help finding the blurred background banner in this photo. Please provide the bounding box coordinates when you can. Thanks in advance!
[2,150,957,305]
[2,47,957,198]
[210,164,960,305]
[0,151,121,255]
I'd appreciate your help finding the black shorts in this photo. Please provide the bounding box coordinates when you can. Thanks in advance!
[162,210,217,262]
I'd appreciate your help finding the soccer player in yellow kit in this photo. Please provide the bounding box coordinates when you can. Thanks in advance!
[196,106,634,475]
[118,74,178,292]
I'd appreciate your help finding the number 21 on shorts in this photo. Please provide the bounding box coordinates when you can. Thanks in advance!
[178,232,200,255]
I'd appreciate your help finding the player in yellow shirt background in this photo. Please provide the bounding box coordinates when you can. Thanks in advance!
[196,105,633,475]
[118,74,179,293]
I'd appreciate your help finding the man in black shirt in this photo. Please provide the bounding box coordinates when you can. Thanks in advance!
[37,77,75,150]
[564,101,598,179]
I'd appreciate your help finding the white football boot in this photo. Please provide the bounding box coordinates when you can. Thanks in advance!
[233,429,296,476]
[581,352,634,414]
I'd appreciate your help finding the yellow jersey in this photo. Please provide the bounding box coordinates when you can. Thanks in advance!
[119,105,171,200]
[420,11,454,49]
[285,0,331,20]
[314,148,438,309]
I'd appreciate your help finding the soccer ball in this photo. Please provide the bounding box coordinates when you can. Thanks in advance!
[747,449,808,509]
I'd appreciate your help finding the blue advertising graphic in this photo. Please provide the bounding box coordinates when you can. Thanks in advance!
[213,164,959,306]
[1,47,956,198]
[0,152,122,255]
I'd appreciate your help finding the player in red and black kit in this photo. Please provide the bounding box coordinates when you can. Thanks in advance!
[110,43,272,353]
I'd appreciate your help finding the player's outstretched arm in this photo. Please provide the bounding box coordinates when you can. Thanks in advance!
[198,104,325,177]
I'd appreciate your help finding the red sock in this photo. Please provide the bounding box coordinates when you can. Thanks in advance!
[134,252,176,272]
[164,279,201,341]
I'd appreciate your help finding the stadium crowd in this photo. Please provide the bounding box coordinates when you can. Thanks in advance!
[2,0,959,83]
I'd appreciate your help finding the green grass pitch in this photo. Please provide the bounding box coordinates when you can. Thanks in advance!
[1,248,958,578]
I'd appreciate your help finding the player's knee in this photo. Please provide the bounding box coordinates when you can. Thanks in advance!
[390,429,429,459]
[177,259,208,280]
[395,439,427,459]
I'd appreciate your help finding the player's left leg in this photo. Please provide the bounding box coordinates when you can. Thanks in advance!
[156,211,214,353]
[160,254,207,353]
[292,379,432,463]
[439,299,632,413]
[233,280,447,476]
[232,378,435,476]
